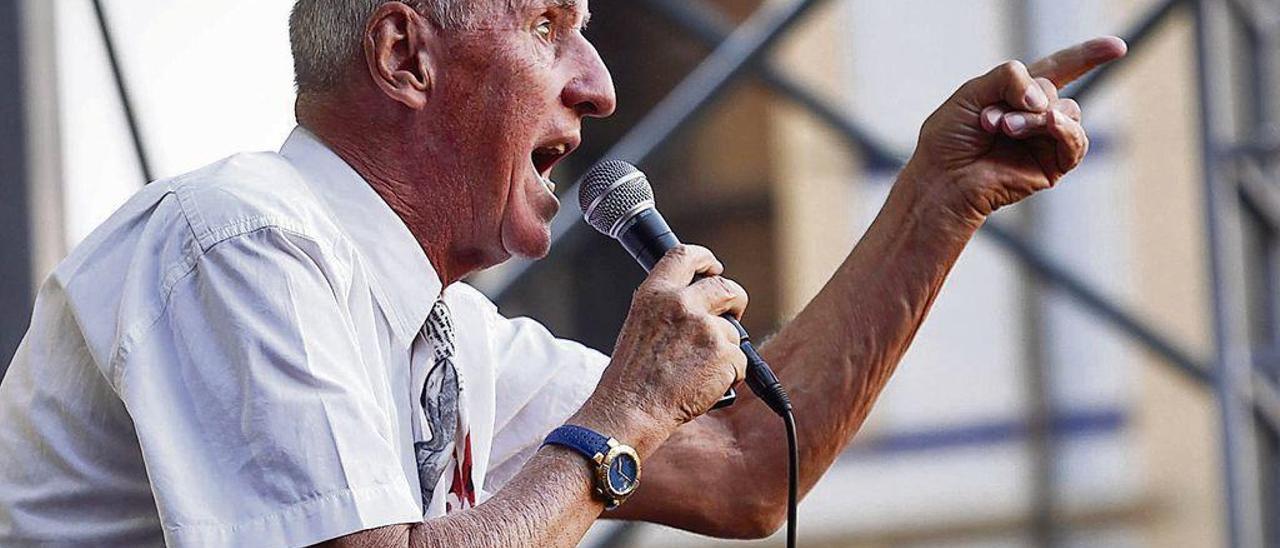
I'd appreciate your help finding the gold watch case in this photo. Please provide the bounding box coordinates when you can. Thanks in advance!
[592,438,641,510]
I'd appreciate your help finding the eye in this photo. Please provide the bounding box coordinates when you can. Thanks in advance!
[534,17,554,40]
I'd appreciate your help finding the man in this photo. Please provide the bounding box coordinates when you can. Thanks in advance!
[0,0,1125,546]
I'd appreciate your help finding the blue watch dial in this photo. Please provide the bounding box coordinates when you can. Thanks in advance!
[607,453,639,494]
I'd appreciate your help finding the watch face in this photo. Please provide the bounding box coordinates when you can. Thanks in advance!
[606,453,639,495]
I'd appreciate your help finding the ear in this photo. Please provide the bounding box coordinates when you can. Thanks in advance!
[363,3,437,110]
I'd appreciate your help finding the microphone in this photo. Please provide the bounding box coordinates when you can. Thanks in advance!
[578,159,792,418]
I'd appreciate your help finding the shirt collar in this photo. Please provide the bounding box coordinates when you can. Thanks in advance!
[280,126,440,345]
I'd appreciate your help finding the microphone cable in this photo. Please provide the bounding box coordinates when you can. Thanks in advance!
[735,331,797,548]
[784,409,798,548]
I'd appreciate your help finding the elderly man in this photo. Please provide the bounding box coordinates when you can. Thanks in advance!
[0,0,1125,546]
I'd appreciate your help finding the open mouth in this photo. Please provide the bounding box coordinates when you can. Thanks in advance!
[529,135,580,194]
[531,143,570,180]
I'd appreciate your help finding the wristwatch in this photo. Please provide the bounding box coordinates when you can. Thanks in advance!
[542,424,641,510]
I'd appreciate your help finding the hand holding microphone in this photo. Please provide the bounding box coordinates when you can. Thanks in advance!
[580,160,791,418]
[578,160,799,547]
[585,242,750,431]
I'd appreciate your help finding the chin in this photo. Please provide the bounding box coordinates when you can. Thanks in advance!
[500,222,553,260]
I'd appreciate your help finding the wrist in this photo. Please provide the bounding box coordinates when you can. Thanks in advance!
[568,393,672,459]
[894,159,986,237]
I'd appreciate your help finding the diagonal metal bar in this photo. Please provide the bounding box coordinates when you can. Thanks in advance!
[1252,369,1280,434]
[981,222,1210,384]
[641,0,905,170]
[602,0,830,165]
[1238,157,1280,229]
[91,0,154,184]
[1061,0,1188,102]
[489,0,830,297]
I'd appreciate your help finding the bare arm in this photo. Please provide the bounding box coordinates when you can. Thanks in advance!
[317,402,648,548]
[610,37,1130,538]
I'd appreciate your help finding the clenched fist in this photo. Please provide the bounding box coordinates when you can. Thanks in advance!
[903,37,1128,221]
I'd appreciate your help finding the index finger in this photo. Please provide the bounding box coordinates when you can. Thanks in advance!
[686,275,749,320]
[1028,36,1128,88]
[646,244,723,289]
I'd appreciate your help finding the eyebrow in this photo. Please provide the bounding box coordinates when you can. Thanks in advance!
[547,0,591,27]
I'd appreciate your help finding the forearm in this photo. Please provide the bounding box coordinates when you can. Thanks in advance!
[318,448,600,548]
[730,165,982,507]
[420,398,674,547]
[403,448,600,547]
[325,399,668,548]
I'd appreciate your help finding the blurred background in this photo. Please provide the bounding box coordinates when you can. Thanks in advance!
[0,0,1276,546]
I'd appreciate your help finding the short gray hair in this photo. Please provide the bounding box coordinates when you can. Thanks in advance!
[289,0,489,93]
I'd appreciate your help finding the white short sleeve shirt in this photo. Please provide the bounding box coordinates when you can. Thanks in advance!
[0,128,608,547]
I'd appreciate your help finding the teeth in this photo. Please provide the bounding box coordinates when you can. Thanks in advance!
[530,159,556,193]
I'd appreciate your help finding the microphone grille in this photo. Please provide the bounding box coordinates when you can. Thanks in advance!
[578,159,655,236]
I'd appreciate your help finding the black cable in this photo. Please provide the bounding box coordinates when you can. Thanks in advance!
[783,409,798,548]
[733,337,798,547]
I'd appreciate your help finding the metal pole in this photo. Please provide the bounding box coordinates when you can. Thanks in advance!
[980,222,1211,384]
[1193,0,1266,545]
[91,0,154,184]
[1010,1,1057,544]
[1238,0,1280,542]
[641,0,904,170]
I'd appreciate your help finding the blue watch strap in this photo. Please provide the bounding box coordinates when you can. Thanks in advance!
[543,424,610,460]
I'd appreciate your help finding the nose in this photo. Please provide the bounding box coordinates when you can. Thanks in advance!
[562,37,617,119]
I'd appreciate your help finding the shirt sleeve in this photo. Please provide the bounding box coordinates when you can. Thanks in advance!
[115,227,421,548]
[479,297,609,493]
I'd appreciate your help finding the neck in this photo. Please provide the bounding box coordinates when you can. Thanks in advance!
[297,93,488,288]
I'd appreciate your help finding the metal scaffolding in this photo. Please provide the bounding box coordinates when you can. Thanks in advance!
[1195,0,1280,545]
[20,0,1280,546]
